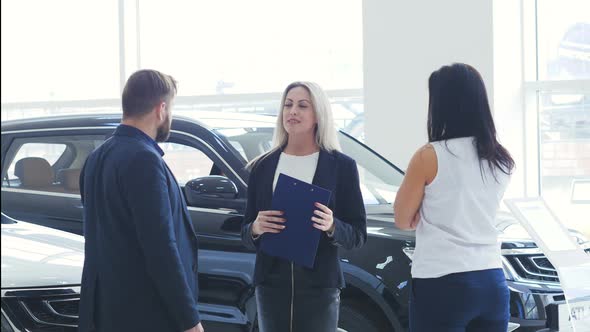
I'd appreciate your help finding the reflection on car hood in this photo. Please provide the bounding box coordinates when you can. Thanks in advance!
[494,211,535,242]
[1,220,84,289]
[366,206,583,245]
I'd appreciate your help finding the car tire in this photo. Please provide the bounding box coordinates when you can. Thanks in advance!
[338,301,383,332]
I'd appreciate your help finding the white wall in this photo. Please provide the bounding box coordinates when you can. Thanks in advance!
[363,0,495,169]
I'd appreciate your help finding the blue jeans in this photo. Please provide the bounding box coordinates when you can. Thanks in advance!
[410,268,510,332]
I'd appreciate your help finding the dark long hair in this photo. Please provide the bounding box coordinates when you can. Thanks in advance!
[427,63,514,176]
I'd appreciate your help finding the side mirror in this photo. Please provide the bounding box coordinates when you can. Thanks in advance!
[184,176,239,208]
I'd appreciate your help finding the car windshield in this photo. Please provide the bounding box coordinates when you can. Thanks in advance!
[214,127,404,205]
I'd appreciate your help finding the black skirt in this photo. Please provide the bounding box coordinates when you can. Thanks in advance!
[255,285,340,332]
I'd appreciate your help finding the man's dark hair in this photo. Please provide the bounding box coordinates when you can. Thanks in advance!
[122,69,177,118]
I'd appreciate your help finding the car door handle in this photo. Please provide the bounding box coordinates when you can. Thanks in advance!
[221,216,243,233]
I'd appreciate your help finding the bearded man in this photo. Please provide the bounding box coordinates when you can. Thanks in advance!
[78,69,204,332]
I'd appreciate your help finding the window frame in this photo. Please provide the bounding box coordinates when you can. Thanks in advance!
[521,0,590,197]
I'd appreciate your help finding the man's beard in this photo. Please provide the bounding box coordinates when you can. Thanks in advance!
[155,114,171,142]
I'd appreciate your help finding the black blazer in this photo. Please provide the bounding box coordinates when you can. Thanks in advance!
[241,148,367,288]
[78,125,200,332]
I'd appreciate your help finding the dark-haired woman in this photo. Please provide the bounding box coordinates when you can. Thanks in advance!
[394,63,515,332]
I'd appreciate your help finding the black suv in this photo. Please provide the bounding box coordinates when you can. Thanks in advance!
[2,113,586,331]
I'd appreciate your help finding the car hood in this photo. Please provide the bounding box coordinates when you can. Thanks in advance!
[1,219,84,289]
[365,205,586,246]
[493,211,537,243]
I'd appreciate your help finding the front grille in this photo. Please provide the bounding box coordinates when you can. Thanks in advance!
[530,256,554,270]
[21,298,78,325]
[2,287,79,331]
[47,298,79,318]
[506,255,559,283]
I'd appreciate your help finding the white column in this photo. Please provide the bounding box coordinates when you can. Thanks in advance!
[119,0,141,91]
[363,0,498,169]
[493,0,528,198]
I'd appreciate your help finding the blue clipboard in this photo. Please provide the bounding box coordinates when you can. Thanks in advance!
[260,173,332,268]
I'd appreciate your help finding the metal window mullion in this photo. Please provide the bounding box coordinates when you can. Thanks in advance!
[136,0,141,69]
[118,0,126,94]
[523,86,540,197]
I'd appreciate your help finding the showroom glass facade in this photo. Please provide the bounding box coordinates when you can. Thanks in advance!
[0,0,364,140]
[1,0,589,236]
[522,0,590,236]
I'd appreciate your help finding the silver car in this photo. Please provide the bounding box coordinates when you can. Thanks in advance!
[1,212,83,331]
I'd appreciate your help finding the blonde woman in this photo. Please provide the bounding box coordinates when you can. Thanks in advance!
[241,82,367,332]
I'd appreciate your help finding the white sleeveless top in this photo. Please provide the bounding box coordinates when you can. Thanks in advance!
[411,137,510,278]
[273,152,319,192]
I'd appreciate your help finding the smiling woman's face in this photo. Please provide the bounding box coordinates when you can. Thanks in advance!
[282,86,317,137]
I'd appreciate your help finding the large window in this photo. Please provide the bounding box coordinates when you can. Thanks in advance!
[537,91,589,235]
[537,0,590,80]
[524,0,590,236]
[138,0,363,96]
[0,1,120,103]
[1,1,365,140]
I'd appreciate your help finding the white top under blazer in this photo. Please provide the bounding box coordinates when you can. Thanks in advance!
[411,137,510,278]
[273,151,319,191]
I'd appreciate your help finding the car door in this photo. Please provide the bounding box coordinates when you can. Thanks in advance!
[1,130,111,235]
[160,131,257,332]
[1,126,257,331]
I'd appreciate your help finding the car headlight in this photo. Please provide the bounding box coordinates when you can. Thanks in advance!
[402,247,414,261]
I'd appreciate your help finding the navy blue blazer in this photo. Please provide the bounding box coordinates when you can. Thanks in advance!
[78,125,200,332]
[241,148,367,288]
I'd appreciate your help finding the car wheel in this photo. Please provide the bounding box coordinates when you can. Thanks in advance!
[338,301,383,332]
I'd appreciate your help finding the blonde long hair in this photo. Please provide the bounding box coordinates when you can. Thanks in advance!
[248,81,341,169]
